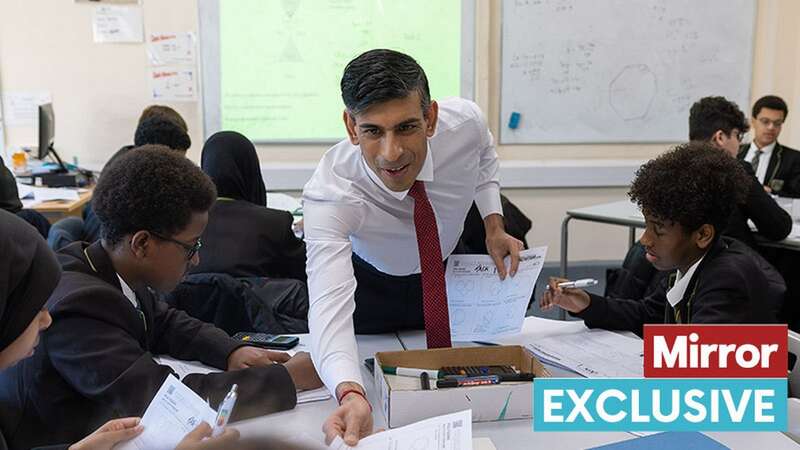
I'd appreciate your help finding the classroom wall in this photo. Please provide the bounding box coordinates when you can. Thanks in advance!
[1,0,799,262]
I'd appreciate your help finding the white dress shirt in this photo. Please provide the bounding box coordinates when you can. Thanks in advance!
[665,255,705,307]
[302,97,502,391]
[116,273,139,309]
[744,141,776,184]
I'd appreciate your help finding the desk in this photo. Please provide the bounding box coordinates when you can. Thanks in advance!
[560,200,800,319]
[30,188,92,223]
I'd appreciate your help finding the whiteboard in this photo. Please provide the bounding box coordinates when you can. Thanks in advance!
[500,0,756,144]
[199,0,475,143]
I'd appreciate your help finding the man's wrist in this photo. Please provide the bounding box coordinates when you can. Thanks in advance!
[483,213,506,235]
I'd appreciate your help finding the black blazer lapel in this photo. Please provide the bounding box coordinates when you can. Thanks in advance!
[85,241,123,290]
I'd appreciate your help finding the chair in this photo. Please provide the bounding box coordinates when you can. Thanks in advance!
[787,397,800,444]
[789,330,800,398]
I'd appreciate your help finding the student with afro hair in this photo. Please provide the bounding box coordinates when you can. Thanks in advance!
[541,142,785,336]
[0,146,321,450]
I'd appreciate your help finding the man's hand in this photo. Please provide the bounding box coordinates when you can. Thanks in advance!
[539,277,591,314]
[69,417,144,450]
[175,422,240,450]
[283,351,323,391]
[483,214,524,280]
[324,383,374,445]
[764,185,773,193]
[227,346,290,370]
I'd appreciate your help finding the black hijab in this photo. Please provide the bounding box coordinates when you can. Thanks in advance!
[0,157,22,214]
[201,131,267,206]
[0,209,60,350]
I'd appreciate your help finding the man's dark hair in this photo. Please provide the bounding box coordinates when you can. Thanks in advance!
[629,141,749,235]
[92,145,216,245]
[134,117,191,151]
[752,95,788,119]
[138,105,188,132]
[688,96,748,141]
[340,49,431,116]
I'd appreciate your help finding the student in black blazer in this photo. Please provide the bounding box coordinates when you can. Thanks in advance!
[738,95,800,198]
[0,147,321,450]
[688,96,792,248]
[191,131,306,280]
[541,143,785,336]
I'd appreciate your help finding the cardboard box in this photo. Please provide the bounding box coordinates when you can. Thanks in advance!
[374,345,549,428]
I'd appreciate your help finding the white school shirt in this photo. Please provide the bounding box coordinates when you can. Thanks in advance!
[665,255,705,308]
[302,97,503,391]
[744,141,776,184]
[117,274,139,309]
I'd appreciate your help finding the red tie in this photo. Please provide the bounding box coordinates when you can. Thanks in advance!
[408,181,452,348]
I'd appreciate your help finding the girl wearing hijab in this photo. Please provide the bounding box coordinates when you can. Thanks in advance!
[0,210,239,450]
[193,131,306,280]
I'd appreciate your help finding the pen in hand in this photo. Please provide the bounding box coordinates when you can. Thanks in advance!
[546,278,598,290]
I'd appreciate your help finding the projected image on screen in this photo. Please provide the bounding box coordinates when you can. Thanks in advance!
[219,0,462,142]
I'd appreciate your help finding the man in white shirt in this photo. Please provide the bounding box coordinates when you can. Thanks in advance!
[738,95,800,197]
[303,49,523,445]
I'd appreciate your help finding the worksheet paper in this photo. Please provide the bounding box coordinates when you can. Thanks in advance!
[329,409,472,450]
[526,328,644,378]
[147,32,196,66]
[92,5,144,43]
[116,375,217,450]
[446,247,546,341]
[16,184,80,202]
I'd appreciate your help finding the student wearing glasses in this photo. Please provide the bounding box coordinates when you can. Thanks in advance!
[0,146,322,450]
[738,95,800,197]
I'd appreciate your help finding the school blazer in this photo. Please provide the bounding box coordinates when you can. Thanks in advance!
[575,238,784,337]
[0,241,296,450]
[724,160,792,248]
[738,142,800,198]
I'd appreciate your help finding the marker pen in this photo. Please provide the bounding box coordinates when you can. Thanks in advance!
[212,384,238,437]
[546,278,598,290]
[436,375,500,388]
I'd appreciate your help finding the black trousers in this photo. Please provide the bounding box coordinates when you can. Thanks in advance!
[352,253,425,334]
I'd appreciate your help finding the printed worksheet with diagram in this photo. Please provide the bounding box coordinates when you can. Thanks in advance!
[446,247,547,341]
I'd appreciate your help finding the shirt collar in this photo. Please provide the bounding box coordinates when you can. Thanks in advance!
[750,141,776,155]
[116,273,139,309]
[363,141,434,200]
[665,255,705,307]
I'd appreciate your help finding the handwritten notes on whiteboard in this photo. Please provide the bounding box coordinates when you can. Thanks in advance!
[92,5,143,43]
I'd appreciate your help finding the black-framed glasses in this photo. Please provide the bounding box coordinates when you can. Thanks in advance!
[149,231,202,260]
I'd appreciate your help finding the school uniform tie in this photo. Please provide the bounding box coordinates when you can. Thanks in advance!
[408,181,452,348]
[751,148,763,173]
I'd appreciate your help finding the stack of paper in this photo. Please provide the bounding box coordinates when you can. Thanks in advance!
[526,328,644,378]
[329,409,472,450]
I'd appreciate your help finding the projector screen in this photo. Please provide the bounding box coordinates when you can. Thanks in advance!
[200,0,474,143]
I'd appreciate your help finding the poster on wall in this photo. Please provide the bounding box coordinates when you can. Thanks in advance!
[147,33,196,66]
[148,68,197,102]
[92,5,144,43]
[76,0,139,4]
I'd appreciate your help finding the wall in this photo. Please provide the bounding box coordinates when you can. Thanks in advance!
[1,0,798,262]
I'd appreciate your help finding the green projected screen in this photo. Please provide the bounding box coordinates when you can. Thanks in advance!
[217,0,463,142]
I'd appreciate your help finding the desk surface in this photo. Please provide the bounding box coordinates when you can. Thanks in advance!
[567,199,800,250]
[235,320,799,449]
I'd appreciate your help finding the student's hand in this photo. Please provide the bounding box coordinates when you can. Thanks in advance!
[324,384,374,446]
[283,351,323,391]
[485,230,524,280]
[227,346,291,370]
[764,185,773,193]
[68,417,144,450]
[539,277,591,314]
[175,422,240,450]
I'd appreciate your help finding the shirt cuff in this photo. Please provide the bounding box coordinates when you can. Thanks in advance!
[321,359,365,396]
[474,185,502,219]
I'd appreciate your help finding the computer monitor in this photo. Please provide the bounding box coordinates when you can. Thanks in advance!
[37,103,67,172]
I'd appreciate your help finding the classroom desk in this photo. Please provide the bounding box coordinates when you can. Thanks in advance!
[398,317,800,449]
[30,188,92,223]
[560,199,800,319]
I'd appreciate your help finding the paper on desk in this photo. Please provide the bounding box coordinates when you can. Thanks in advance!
[92,5,143,43]
[147,32,196,66]
[267,192,302,214]
[16,184,80,202]
[149,67,197,101]
[116,375,217,450]
[154,349,332,404]
[2,92,51,127]
[329,409,472,450]
[526,328,644,378]
[446,247,546,341]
